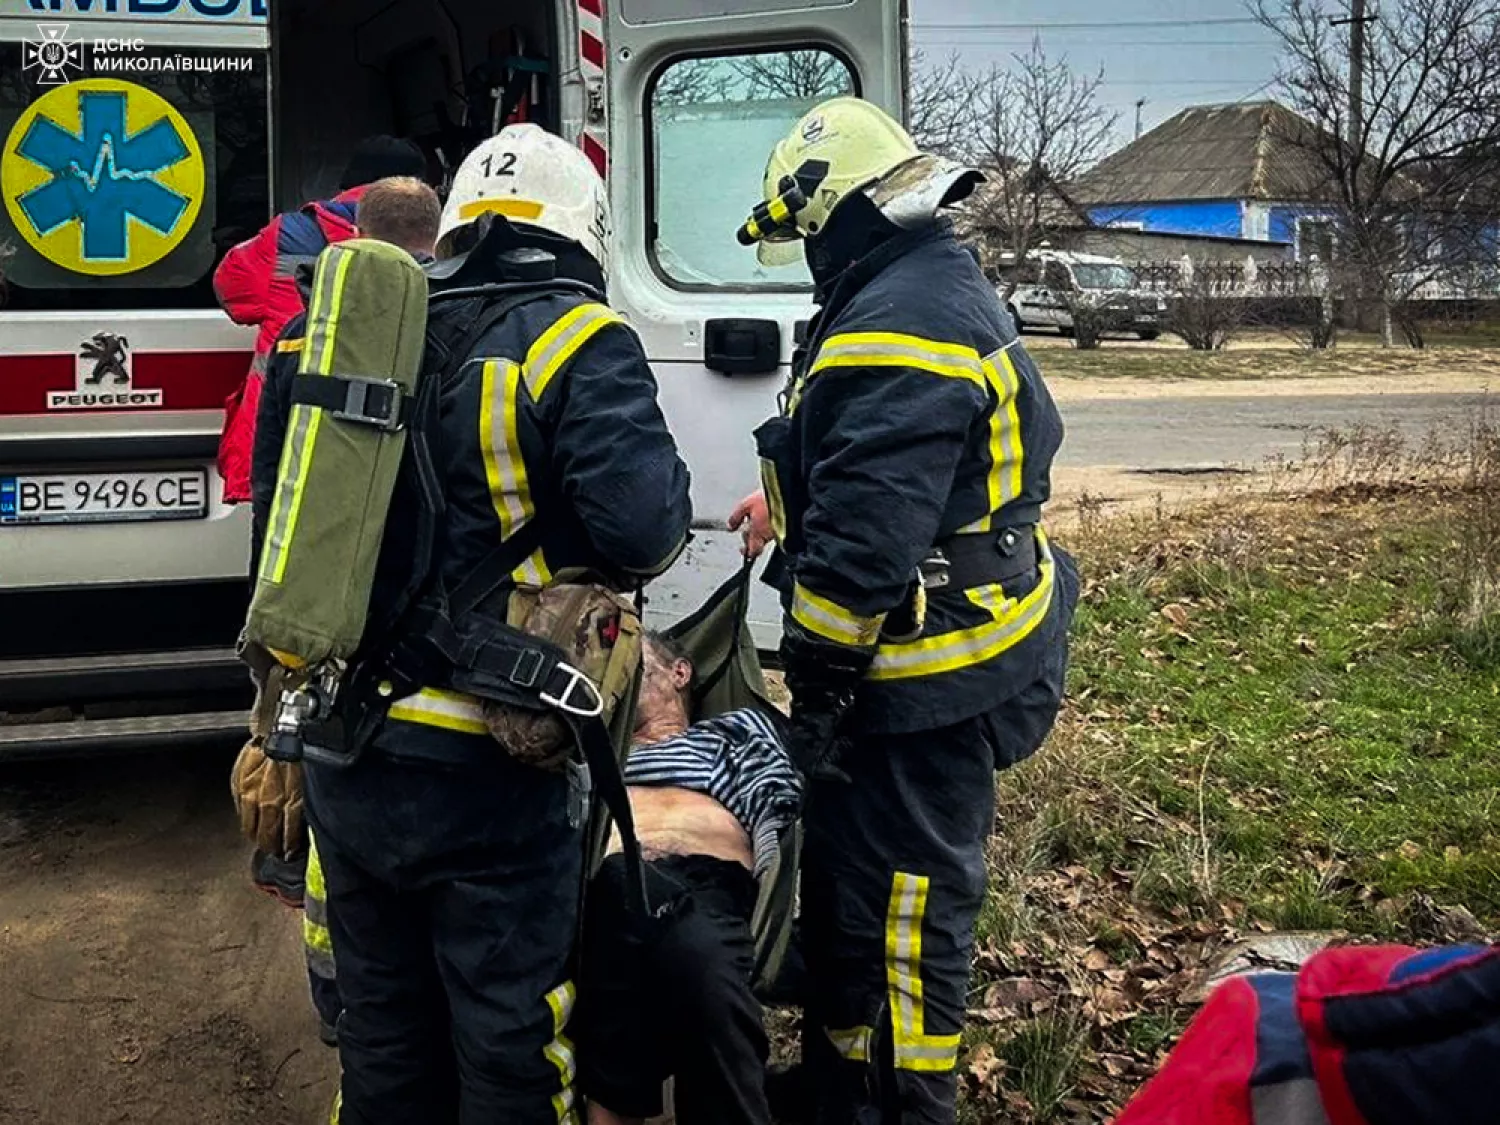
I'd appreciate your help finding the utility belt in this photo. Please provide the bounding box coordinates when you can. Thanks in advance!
[922,524,1039,592]
[884,524,1039,643]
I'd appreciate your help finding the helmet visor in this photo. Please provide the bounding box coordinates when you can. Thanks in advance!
[755,239,805,268]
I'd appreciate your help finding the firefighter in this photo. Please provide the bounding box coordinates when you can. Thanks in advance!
[297,125,691,1124]
[733,97,1079,1125]
[238,176,446,1050]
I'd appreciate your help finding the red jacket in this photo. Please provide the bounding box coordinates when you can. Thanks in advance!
[213,186,364,502]
[1113,943,1500,1125]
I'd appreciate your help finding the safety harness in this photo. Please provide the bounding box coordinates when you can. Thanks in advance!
[272,256,653,915]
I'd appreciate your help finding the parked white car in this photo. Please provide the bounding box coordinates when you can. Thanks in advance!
[1000,251,1166,340]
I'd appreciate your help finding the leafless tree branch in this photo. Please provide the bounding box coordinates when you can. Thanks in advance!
[960,39,1119,295]
[1254,0,1500,344]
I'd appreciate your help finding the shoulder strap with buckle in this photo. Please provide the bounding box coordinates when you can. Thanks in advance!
[289,373,408,431]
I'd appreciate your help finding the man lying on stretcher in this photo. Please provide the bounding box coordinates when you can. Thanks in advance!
[574,633,802,1125]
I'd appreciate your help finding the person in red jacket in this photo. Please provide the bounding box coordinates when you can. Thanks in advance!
[212,135,428,504]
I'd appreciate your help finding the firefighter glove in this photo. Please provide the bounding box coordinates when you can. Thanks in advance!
[231,738,307,861]
[780,618,874,784]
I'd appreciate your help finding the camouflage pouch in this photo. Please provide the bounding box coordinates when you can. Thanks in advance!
[482,576,643,771]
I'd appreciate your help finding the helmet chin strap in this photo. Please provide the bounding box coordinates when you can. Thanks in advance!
[805,191,903,301]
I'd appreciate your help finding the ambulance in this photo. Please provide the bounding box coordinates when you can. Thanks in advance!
[0,0,907,753]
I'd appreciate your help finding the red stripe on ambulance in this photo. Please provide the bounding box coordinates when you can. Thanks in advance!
[0,351,250,416]
[578,0,608,178]
[579,29,605,69]
[581,133,608,178]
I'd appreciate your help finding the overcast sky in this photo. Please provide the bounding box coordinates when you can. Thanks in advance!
[908,0,1287,144]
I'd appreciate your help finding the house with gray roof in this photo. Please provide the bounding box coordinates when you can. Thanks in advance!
[1074,102,1340,260]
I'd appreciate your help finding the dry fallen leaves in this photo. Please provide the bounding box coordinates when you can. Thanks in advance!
[1160,603,1190,630]
[967,1042,1004,1091]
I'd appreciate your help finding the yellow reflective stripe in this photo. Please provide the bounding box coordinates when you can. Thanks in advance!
[387,687,489,736]
[304,915,333,957]
[524,303,624,400]
[258,246,354,585]
[259,404,323,584]
[303,835,333,980]
[479,357,545,583]
[885,872,962,1074]
[759,459,788,543]
[306,831,326,902]
[767,193,794,224]
[793,331,985,413]
[459,197,544,222]
[991,345,1025,511]
[276,336,305,354]
[330,1090,341,1125]
[895,1038,962,1071]
[961,342,1026,535]
[305,246,357,376]
[480,359,530,535]
[791,581,885,648]
[544,982,580,1125]
[825,1025,873,1062]
[514,546,553,587]
[869,534,1056,681]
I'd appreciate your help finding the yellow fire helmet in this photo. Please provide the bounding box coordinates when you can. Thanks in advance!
[737,96,983,266]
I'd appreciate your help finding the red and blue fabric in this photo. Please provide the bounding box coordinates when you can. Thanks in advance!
[1114,943,1500,1125]
[212,187,363,502]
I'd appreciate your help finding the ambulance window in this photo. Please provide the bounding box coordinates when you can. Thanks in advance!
[649,48,855,290]
[0,48,269,311]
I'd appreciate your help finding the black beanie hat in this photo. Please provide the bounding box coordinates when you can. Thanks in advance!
[339,136,428,191]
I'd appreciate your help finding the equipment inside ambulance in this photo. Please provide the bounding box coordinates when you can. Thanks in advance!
[0,0,906,756]
[0,1,570,754]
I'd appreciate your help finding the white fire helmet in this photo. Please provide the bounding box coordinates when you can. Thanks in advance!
[436,124,611,273]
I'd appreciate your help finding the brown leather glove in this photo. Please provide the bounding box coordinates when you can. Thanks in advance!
[230,738,306,861]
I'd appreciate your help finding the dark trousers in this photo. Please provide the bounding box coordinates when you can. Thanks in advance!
[305,749,583,1125]
[800,711,1004,1125]
[574,853,771,1125]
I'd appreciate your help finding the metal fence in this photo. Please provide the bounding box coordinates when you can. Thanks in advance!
[1126,257,1500,301]
[1126,258,1324,297]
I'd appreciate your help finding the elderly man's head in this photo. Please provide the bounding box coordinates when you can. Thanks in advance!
[635,632,694,744]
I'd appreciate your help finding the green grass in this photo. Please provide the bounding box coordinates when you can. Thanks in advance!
[959,486,1500,1122]
[1064,504,1500,925]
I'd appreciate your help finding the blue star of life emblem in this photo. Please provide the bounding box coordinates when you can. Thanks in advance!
[14,89,192,262]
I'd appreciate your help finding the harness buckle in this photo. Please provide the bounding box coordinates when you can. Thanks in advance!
[541,662,605,719]
[919,549,951,590]
[511,647,545,689]
[333,378,405,432]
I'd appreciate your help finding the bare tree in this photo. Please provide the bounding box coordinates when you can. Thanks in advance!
[1253,0,1500,345]
[733,50,853,101]
[963,40,1118,299]
[906,49,976,158]
[653,57,732,109]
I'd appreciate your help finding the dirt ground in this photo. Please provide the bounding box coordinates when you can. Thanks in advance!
[0,747,338,1125]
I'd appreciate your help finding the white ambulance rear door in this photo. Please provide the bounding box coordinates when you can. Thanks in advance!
[595,0,906,639]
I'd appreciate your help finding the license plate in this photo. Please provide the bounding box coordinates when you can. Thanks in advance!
[0,469,208,526]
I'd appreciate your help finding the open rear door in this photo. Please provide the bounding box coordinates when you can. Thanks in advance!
[598,0,905,640]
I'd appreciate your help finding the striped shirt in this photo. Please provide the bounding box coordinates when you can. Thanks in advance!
[624,707,802,877]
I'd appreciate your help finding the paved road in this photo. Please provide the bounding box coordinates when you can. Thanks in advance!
[1056,391,1487,470]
